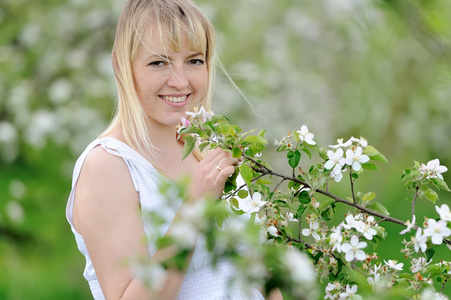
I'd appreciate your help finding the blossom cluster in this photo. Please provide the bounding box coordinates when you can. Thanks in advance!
[324,137,370,182]
[420,159,448,180]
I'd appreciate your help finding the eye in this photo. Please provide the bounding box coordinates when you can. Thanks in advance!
[188,59,205,66]
[148,60,168,67]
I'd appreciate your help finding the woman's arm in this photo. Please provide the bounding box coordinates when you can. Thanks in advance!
[73,146,238,300]
[73,146,188,299]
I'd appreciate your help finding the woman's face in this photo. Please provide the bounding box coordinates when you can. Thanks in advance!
[132,24,208,128]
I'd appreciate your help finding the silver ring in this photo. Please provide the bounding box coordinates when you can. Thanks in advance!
[216,165,222,171]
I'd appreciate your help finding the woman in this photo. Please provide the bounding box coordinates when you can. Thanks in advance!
[66,0,281,299]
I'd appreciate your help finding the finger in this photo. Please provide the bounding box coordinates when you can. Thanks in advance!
[215,165,236,183]
[202,147,223,163]
[208,150,231,167]
[216,157,239,171]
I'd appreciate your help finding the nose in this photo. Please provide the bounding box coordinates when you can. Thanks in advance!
[167,64,189,89]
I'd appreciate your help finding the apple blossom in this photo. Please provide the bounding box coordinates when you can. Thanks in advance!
[436,204,451,222]
[412,228,428,253]
[329,138,352,149]
[267,225,278,237]
[324,148,346,171]
[420,158,448,180]
[302,221,321,240]
[360,223,378,240]
[241,192,267,214]
[384,259,403,270]
[410,257,431,273]
[339,284,362,300]
[350,136,368,148]
[400,215,416,235]
[341,235,367,262]
[297,125,316,145]
[424,219,451,245]
[342,214,364,232]
[345,147,370,172]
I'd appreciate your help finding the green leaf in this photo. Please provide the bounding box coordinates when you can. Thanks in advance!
[182,135,197,160]
[318,198,335,210]
[237,190,249,199]
[302,147,312,159]
[215,120,236,136]
[362,192,376,202]
[426,248,435,262]
[363,145,388,163]
[287,150,301,169]
[232,147,242,158]
[239,164,253,186]
[296,204,307,218]
[367,202,390,216]
[431,178,451,192]
[224,170,238,193]
[426,264,441,277]
[362,162,378,170]
[256,179,272,185]
[298,190,311,204]
[423,188,438,204]
[198,142,210,153]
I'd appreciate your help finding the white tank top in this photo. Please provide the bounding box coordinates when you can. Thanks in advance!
[66,137,264,300]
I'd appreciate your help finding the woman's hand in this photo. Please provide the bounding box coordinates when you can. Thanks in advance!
[188,147,239,201]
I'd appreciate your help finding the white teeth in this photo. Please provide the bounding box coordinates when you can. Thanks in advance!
[162,95,187,103]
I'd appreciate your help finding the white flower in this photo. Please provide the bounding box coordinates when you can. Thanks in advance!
[132,262,167,290]
[185,106,214,122]
[267,225,278,237]
[302,221,321,240]
[169,222,198,248]
[412,228,428,253]
[241,192,267,214]
[325,149,346,182]
[384,259,403,271]
[420,159,448,180]
[367,273,380,286]
[410,257,431,273]
[339,284,361,300]
[325,148,345,170]
[329,226,343,253]
[342,214,364,232]
[281,212,298,226]
[325,282,338,293]
[329,138,352,149]
[330,171,343,182]
[345,147,370,172]
[424,219,451,245]
[341,235,367,262]
[420,288,449,300]
[297,125,316,145]
[176,117,190,139]
[436,204,451,222]
[284,248,316,285]
[350,136,368,148]
[360,223,378,240]
[400,215,416,235]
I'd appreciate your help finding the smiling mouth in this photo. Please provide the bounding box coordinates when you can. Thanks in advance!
[160,94,190,103]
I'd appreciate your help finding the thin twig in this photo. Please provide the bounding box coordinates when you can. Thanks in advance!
[411,185,420,220]
[349,171,356,204]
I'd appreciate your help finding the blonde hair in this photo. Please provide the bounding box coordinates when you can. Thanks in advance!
[101,0,216,156]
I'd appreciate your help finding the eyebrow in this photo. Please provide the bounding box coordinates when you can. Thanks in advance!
[146,52,204,61]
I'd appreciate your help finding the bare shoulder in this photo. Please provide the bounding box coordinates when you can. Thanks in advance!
[73,145,139,233]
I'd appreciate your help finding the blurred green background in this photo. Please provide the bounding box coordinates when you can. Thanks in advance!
[1,0,450,298]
